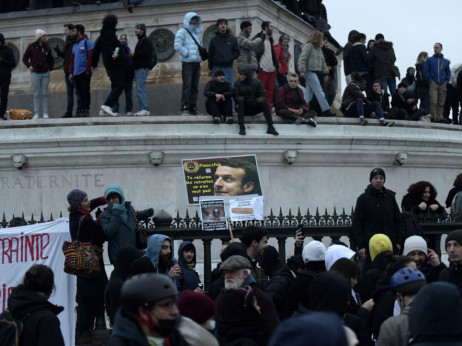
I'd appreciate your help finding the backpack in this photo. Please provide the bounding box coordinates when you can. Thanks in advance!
[0,310,26,346]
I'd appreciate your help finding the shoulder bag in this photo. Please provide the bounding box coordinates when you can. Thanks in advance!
[130,208,148,250]
[62,215,102,278]
[185,29,208,61]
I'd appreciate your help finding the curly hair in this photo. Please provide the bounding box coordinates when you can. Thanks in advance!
[407,181,437,201]
[102,14,118,29]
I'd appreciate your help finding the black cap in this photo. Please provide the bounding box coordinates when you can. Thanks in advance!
[370,168,385,182]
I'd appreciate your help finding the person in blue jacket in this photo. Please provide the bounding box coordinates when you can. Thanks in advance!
[100,184,153,265]
[424,42,451,122]
[174,11,203,115]
[176,241,202,294]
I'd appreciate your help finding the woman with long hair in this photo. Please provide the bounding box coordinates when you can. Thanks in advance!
[402,181,446,218]
[415,51,430,113]
[22,29,54,119]
[7,264,65,346]
[297,30,336,116]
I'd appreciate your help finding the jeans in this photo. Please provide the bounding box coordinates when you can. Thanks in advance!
[304,71,329,112]
[134,68,149,111]
[344,99,384,120]
[0,75,11,116]
[378,75,396,96]
[212,66,235,87]
[65,72,81,114]
[181,62,201,110]
[104,68,125,107]
[113,78,133,113]
[416,86,430,113]
[30,71,50,115]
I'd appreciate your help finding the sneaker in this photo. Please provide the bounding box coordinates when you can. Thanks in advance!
[226,117,234,124]
[135,109,150,116]
[98,110,105,117]
[380,120,394,127]
[189,109,199,116]
[295,117,304,125]
[101,105,116,116]
[213,117,220,124]
[267,125,279,136]
[33,114,39,119]
[321,110,336,117]
[306,118,317,127]
[126,112,133,116]
[96,0,101,4]
[43,113,49,119]
[239,126,246,135]
[181,107,189,115]
[360,118,368,126]
[369,112,377,118]
[61,112,73,118]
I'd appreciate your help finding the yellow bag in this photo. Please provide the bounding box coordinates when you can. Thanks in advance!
[8,109,33,120]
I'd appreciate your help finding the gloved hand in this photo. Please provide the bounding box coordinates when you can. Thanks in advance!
[146,208,154,217]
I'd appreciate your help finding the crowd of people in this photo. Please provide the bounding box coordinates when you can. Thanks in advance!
[3,169,462,345]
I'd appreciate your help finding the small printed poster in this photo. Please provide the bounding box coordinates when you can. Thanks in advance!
[200,199,228,231]
[182,155,262,205]
[229,196,264,222]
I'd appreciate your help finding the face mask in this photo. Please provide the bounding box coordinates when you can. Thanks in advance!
[152,316,178,336]
[208,320,216,331]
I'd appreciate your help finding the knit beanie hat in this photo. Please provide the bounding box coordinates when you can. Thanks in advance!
[370,167,386,182]
[67,189,87,208]
[302,241,326,263]
[403,235,427,257]
[369,234,393,261]
[446,229,462,247]
[259,245,279,270]
[177,290,216,324]
[35,29,46,40]
[135,23,146,33]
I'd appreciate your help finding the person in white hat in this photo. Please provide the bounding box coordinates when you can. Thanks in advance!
[22,28,54,119]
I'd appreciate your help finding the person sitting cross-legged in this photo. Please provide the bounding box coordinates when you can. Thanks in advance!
[204,69,234,124]
[234,64,279,136]
[275,73,317,127]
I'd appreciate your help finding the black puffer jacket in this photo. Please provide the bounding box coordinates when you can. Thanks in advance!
[401,194,446,218]
[7,286,65,346]
[132,34,154,70]
[263,263,293,320]
[352,184,404,250]
[204,79,233,99]
[208,29,240,70]
[0,37,15,78]
[348,43,369,73]
[369,39,396,78]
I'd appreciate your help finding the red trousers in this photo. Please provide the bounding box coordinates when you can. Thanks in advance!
[257,70,277,110]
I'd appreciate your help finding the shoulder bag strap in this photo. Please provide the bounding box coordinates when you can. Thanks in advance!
[76,215,85,240]
[129,208,141,230]
[185,29,202,49]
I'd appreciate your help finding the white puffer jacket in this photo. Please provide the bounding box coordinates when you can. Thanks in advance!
[174,12,203,63]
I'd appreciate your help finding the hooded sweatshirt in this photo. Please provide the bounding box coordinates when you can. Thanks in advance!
[174,12,203,63]
[145,234,175,275]
[176,241,201,293]
[409,282,462,345]
[324,244,356,271]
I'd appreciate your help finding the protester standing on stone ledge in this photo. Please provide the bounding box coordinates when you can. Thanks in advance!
[0,33,14,120]
[54,24,82,118]
[236,21,263,77]
[92,14,127,117]
[174,11,203,116]
[22,29,54,119]
[131,23,154,116]
[204,69,234,124]
[111,33,134,116]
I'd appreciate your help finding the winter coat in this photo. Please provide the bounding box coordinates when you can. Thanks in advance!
[424,53,450,85]
[401,194,446,218]
[100,184,151,265]
[409,282,462,345]
[22,41,54,73]
[274,43,291,74]
[439,263,462,298]
[322,45,338,77]
[275,84,309,112]
[69,35,94,76]
[415,60,429,88]
[92,25,128,71]
[417,260,446,283]
[341,81,368,111]
[7,286,65,346]
[376,305,411,346]
[132,34,154,70]
[176,241,201,293]
[297,42,328,74]
[55,35,76,73]
[391,90,417,114]
[452,191,462,217]
[401,73,416,93]
[233,64,267,104]
[174,12,203,63]
[263,263,293,320]
[367,89,390,112]
[203,79,233,99]
[368,274,396,341]
[145,233,175,274]
[357,253,391,303]
[237,30,263,71]
[208,28,240,70]
[348,42,369,73]
[369,39,396,78]
[0,41,15,78]
[287,270,317,315]
[177,316,218,346]
[108,309,190,346]
[351,184,404,251]
[105,246,145,325]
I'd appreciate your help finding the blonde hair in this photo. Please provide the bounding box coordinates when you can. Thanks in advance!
[307,30,324,47]
[417,51,428,62]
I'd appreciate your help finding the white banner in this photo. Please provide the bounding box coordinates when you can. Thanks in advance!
[0,217,75,346]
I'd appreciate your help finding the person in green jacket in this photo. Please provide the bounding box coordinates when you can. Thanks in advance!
[234,64,279,136]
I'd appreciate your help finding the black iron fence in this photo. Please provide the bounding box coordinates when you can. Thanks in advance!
[2,208,462,288]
